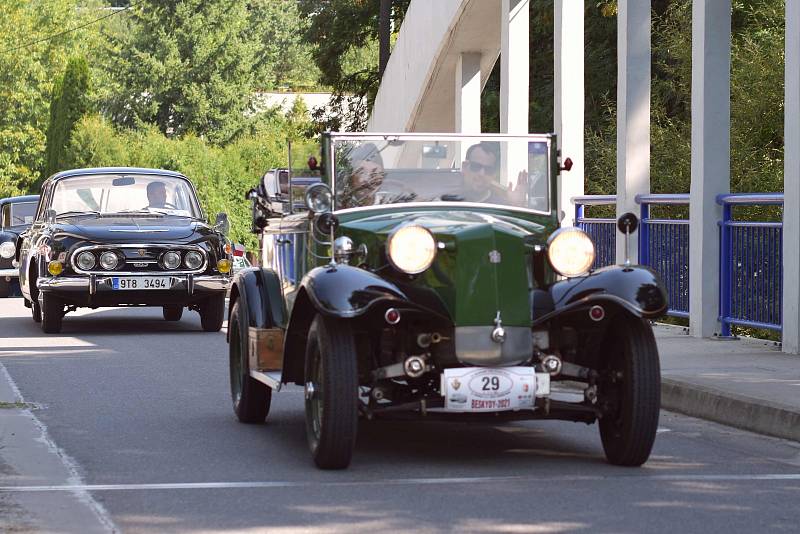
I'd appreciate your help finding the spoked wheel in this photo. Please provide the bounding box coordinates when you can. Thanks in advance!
[40,292,63,334]
[163,305,183,321]
[229,301,271,423]
[199,294,225,332]
[304,314,358,470]
[598,316,661,467]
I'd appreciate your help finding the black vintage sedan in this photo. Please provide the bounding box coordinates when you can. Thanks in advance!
[1,195,39,297]
[17,168,232,333]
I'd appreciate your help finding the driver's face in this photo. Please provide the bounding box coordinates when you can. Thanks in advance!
[148,184,167,206]
[351,160,384,201]
[463,146,498,189]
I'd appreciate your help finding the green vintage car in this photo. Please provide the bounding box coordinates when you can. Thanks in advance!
[228,132,667,469]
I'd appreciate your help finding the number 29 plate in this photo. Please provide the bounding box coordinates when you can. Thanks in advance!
[441,367,536,412]
[111,277,170,290]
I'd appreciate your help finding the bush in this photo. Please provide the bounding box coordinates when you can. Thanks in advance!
[67,115,319,252]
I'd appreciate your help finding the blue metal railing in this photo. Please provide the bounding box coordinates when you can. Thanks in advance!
[573,195,616,269]
[718,193,783,335]
[637,194,690,318]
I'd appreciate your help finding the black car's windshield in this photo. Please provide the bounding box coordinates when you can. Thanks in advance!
[50,174,201,218]
[330,134,552,213]
[2,201,37,227]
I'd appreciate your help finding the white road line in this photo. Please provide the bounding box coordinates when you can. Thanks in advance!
[0,363,117,532]
[2,473,800,493]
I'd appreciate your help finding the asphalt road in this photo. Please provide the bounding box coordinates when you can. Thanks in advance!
[1,298,800,533]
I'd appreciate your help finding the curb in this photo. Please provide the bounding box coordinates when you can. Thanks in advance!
[661,378,800,443]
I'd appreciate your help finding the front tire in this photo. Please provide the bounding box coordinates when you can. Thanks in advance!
[163,305,183,321]
[599,316,661,467]
[199,294,224,332]
[304,314,359,470]
[40,292,63,334]
[229,301,271,423]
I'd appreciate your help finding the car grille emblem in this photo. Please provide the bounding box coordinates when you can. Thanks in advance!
[133,262,147,267]
[137,248,147,256]
[488,250,501,263]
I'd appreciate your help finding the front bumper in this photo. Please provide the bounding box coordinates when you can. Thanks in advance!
[37,273,230,305]
[0,268,19,279]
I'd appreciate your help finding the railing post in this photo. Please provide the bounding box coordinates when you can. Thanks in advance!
[638,199,650,267]
[719,200,732,337]
[575,202,584,227]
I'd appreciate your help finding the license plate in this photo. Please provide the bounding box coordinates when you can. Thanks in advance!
[111,277,170,290]
[441,367,536,412]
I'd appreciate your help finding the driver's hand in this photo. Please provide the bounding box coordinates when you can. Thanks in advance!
[509,170,528,202]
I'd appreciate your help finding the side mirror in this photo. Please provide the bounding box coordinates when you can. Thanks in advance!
[617,212,639,266]
[214,212,230,235]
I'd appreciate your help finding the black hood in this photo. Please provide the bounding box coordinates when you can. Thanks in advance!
[54,215,209,242]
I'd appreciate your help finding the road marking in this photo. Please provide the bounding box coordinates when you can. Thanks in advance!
[2,473,800,493]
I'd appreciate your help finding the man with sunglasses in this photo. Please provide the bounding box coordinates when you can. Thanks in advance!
[461,142,508,203]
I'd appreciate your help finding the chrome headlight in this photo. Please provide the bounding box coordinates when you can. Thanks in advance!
[162,251,181,270]
[184,250,204,270]
[99,251,119,270]
[0,241,15,259]
[76,251,96,270]
[547,227,595,277]
[333,236,354,263]
[387,225,437,274]
[305,183,332,213]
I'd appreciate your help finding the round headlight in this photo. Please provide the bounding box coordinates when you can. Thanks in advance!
[547,227,595,277]
[0,241,15,259]
[76,251,96,270]
[162,251,181,270]
[99,251,119,270]
[387,225,437,274]
[184,250,204,270]
[305,183,332,213]
[333,236,354,263]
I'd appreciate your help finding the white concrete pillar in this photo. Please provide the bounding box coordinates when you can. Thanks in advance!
[500,0,529,134]
[689,1,731,338]
[615,0,650,263]
[554,0,584,226]
[784,1,800,354]
[456,52,482,162]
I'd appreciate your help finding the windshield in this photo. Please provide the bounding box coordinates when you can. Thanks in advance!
[2,201,37,227]
[329,134,552,212]
[50,174,201,218]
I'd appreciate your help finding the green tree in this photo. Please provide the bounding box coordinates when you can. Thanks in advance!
[43,56,91,182]
[105,0,258,144]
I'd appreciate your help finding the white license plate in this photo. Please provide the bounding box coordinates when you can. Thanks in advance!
[441,367,536,412]
[111,277,170,290]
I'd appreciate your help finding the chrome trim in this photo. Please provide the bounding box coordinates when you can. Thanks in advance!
[0,268,18,277]
[109,229,169,232]
[334,201,551,217]
[70,244,208,275]
[37,274,230,292]
[249,370,282,391]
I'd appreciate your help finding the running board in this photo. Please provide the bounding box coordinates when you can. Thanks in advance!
[249,370,282,391]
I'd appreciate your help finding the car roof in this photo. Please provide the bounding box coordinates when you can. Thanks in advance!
[0,194,40,206]
[43,167,189,185]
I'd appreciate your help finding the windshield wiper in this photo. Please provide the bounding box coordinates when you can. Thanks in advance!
[55,210,100,218]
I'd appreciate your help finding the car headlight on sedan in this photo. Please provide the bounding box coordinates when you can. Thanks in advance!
[162,251,181,270]
[184,250,204,270]
[387,225,437,274]
[546,227,595,277]
[0,241,15,259]
[99,251,119,270]
[76,251,96,270]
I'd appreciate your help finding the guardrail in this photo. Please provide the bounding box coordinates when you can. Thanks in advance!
[637,194,690,318]
[717,193,783,335]
[573,195,616,270]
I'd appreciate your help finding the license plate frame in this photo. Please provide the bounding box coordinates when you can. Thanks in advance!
[441,367,536,412]
[111,276,171,291]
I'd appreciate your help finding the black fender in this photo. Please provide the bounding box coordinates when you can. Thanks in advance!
[227,267,286,342]
[301,264,408,318]
[533,265,668,326]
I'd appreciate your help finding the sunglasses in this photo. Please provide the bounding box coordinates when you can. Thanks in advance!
[467,160,497,174]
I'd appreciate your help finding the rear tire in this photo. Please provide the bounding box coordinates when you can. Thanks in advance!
[163,305,183,321]
[40,292,63,334]
[599,316,661,467]
[304,314,358,470]
[229,301,271,423]
[199,294,225,332]
[31,297,42,323]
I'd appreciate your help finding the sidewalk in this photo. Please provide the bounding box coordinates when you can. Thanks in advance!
[655,324,800,442]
